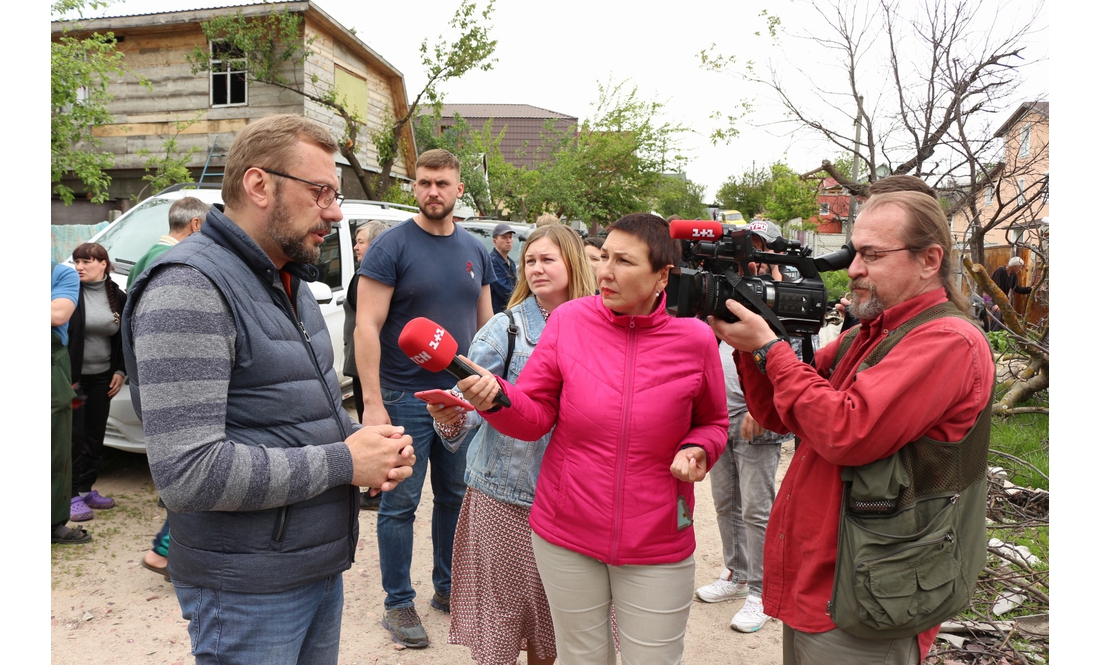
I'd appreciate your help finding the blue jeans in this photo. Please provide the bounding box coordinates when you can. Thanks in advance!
[378,388,470,609]
[174,575,344,665]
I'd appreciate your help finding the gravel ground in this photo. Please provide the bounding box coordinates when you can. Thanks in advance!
[50,429,795,665]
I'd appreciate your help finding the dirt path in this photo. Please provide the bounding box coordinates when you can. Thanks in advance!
[51,438,795,664]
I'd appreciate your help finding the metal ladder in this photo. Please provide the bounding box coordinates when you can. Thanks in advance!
[198,136,227,185]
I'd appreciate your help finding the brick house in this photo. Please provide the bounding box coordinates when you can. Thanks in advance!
[429,104,578,169]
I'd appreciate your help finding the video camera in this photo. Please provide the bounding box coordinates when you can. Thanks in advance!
[664,220,854,343]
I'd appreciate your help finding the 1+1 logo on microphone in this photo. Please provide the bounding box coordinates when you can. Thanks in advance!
[429,328,444,350]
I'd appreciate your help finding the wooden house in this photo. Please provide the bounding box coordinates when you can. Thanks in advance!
[51,1,417,225]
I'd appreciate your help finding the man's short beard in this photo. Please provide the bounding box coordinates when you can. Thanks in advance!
[268,195,326,264]
[419,199,454,222]
[848,279,885,320]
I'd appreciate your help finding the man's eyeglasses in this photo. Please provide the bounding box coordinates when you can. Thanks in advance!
[854,246,916,263]
[258,168,345,209]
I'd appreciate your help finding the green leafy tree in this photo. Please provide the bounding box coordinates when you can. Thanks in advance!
[189,0,496,200]
[523,79,691,230]
[51,0,146,204]
[653,176,708,219]
[715,165,771,217]
[764,163,818,230]
[132,112,206,201]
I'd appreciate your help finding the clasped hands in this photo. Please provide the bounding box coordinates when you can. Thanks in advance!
[345,424,416,492]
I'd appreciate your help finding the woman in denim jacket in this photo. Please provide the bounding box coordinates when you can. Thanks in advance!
[428,224,595,665]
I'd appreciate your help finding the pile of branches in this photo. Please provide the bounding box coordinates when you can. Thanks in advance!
[925,454,1049,665]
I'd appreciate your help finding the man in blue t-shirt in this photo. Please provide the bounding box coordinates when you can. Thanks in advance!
[355,149,493,649]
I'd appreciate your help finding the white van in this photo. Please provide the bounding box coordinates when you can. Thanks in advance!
[77,185,418,453]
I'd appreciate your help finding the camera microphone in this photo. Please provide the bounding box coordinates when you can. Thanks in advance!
[397,317,511,408]
[669,220,725,241]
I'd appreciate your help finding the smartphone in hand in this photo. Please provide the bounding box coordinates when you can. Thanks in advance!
[414,389,474,411]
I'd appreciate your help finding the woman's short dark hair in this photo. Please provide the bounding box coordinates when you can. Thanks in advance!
[583,236,604,250]
[607,213,679,272]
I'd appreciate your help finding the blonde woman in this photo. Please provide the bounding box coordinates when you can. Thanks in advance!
[428,225,595,665]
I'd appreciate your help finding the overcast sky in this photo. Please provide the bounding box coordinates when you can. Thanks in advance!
[81,0,1048,201]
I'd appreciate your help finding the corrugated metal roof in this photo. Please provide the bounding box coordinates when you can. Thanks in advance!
[93,1,281,20]
[439,104,576,120]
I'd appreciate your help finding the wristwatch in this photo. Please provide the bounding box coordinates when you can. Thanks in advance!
[752,338,787,374]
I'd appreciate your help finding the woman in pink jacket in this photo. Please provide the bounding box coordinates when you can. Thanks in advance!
[457,213,728,664]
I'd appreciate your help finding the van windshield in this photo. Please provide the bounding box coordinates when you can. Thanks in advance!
[94,197,174,271]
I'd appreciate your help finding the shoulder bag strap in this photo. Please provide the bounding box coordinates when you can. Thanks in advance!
[503,308,518,373]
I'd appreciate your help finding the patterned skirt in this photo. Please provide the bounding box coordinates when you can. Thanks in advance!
[448,487,556,665]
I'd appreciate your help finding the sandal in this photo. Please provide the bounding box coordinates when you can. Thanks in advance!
[52,524,92,545]
[141,555,171,582]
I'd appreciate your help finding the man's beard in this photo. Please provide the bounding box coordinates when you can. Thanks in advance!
[848,279,885,320]
[268,195,328,264]
[419,197,454,222]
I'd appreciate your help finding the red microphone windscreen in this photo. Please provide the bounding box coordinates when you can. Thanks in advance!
[669,220,724,241]
[398,317,458,372]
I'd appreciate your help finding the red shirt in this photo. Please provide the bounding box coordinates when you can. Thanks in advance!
[734,288,994,658]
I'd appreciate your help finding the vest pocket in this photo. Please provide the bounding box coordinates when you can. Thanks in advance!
[272,505,290,545]
[833,493,963,638]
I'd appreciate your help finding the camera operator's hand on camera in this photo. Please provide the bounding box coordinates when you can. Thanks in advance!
[708,299,777,353]
[454,355,502,411]
[670,446,708,483]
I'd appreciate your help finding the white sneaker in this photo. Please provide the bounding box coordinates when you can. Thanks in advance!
[695,569,750,603]
[730,595,771,633]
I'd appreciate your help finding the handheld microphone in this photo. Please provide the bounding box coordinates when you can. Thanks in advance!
[669,220,725,241]
[397,317,511,408]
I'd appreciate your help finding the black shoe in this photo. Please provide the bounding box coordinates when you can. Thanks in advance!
[360,491,382,511]
[430,590,450,614]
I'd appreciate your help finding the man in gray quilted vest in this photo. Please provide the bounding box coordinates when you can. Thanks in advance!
[122,114,416,665]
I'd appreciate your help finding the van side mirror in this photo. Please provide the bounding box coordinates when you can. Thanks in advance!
[307,281,334,304]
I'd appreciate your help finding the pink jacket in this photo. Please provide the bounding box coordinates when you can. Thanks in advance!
[482,294,728,565]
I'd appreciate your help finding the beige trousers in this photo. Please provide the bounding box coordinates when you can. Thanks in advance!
[782,623,920,665]
[531,533,695,665]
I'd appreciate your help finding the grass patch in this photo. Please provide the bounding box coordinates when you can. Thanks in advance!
[989,389,1048,491]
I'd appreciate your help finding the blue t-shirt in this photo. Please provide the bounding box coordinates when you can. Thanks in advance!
[358,219,493,392]
[52,262,80,345]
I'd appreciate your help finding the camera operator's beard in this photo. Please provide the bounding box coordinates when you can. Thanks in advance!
[848,279,885,320]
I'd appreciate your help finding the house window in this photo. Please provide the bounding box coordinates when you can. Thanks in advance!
[1019,123,1032,158]
[984,185,993,206]
[1041,173,1048,204]
[1016,178,1027,207]
[819,202,830,215]
[333,66,369,119]
[210,41,247,107]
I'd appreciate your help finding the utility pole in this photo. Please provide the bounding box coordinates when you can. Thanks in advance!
[846,95,863,242]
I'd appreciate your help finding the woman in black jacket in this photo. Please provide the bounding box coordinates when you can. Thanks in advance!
[68,243,127,521]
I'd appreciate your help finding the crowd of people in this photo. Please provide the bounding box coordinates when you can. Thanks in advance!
[48,112,1021,665]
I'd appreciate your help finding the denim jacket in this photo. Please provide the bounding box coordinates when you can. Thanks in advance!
[438,295,548,508]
